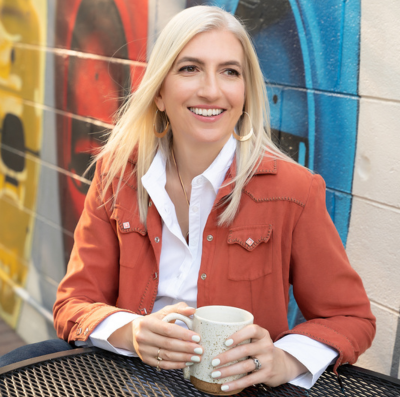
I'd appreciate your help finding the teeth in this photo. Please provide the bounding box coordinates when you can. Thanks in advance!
[189,107,224,117]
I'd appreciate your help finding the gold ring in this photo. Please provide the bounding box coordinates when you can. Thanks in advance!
[156,348,162,371]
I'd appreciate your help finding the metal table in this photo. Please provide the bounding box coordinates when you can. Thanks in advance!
[1,347,399,396]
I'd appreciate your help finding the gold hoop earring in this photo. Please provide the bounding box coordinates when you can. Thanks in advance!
[153,110,170,138]
[233,111,253,142]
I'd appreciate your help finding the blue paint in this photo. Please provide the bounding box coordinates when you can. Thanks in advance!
[235,0,360,327]
[288,0,316,170]
[298,141,306,166]
[326,189,353,246]
[199,0,239,14]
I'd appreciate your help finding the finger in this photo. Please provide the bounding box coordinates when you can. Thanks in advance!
[225,324,269,346]
[152,306,200,342]
[219,371,265,394]
[156,302,196,319]
[214,340,273,367]
[135,329,204,356]
[211,358,258,380]
[139,316,200,343]
[155,347,203,365]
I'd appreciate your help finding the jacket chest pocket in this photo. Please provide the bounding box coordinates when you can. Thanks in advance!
[111,205,147,268]
[227,224,273,281]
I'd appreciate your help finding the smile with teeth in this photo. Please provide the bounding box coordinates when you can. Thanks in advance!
[189,107,225,117]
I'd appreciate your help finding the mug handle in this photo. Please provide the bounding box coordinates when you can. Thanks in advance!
[162,313,193,329]
[162,313,194,379]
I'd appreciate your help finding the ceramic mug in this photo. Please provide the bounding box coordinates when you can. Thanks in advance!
[162,305,254,396]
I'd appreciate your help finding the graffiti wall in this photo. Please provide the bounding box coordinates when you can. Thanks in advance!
[0,0,399,378]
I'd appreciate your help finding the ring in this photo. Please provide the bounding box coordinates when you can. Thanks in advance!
[156,348,163,372]
[252,357,262,371]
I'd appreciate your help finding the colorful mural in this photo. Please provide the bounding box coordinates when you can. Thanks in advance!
[0,0,45,327]
[54,0,148,260]
[0,0,399,378]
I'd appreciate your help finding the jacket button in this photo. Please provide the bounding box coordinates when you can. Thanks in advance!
[84,328,89,336]
[206,235,213,242]
[201,273,207,280]
[77,328,82,335]
[155,237,160,243]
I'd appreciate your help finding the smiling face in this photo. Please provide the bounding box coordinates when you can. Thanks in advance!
[155,29,246,148]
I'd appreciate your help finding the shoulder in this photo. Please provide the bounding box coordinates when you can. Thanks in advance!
[95,149,138,188]
[244,155,325,207]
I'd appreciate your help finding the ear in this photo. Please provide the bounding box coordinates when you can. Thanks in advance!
[154,88,166,112]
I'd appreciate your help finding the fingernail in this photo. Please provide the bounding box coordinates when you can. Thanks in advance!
[212,359,220,367]
[186,362,194,366]
[191,356,201,362]
[186,307,196,310]
[225,339,233,347]
[221,385,229,391]
[194,347,203,355]
[211,371,221,379]
[192,335,201,342]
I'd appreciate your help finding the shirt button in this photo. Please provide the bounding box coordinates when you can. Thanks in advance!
[77,328,82,335]
[192,206,198,213]
[155,237,160,243]
[201,273,207,280]
[196,177,202,185]
[149,201,153,207]
[206,235,213,242]
[84,328,89,336]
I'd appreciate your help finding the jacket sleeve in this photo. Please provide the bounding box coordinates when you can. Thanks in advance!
[53,160,134,343]
[277,174,376,372]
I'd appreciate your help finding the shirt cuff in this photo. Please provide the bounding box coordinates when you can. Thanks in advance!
[274,334,338,389]
[76,312,141,357]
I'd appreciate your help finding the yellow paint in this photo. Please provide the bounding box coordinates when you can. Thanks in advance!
[0,0,46,327]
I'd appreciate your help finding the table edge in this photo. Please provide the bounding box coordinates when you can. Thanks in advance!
[0,346,100,375]
[344,364,400,386]
[1,348,400,389]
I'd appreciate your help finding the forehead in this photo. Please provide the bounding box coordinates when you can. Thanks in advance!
[174,29,244,64]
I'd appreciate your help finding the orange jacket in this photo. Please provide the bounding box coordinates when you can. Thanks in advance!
[54,154,375,372]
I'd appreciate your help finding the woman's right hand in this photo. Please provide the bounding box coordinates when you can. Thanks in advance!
[108,302,202,369]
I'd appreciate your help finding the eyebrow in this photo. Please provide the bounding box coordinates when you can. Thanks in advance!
[175,56,242,69]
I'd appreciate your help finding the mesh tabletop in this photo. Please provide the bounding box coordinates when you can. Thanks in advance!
[1,348,400,396]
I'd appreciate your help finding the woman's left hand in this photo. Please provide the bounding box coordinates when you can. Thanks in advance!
[210,325,307,392]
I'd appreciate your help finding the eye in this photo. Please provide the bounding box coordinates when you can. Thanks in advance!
[225,69,240,77]
[179,65,197,73]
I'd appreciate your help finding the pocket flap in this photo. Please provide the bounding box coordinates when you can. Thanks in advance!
[227,224,272,252]
[111,205,146,235]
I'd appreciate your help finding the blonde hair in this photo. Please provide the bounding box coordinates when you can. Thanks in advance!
[94,5,291,226]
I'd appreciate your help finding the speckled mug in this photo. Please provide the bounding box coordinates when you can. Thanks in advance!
[162,305,254,396]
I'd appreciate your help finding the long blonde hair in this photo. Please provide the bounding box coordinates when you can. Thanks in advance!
[94,5,291,226]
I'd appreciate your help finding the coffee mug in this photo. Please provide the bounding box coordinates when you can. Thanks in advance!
[163,305,254,396]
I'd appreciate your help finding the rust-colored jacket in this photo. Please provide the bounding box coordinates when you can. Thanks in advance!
[54,154,375,372]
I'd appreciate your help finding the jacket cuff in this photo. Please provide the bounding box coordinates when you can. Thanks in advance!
[69,304,134,343]
[275,321,357,373]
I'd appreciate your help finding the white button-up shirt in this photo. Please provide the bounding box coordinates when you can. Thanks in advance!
[79,136,338,388]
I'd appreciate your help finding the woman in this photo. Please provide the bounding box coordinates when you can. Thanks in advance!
[3,5,375,391]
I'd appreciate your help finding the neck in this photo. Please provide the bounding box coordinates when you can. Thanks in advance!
[171,138,229,184]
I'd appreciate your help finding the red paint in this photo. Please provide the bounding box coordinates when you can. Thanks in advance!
[55,0,149,264]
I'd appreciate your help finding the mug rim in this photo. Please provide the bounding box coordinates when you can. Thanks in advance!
[195,305,254,325]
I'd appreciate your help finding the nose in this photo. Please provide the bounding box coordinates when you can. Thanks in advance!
[198,72,221,101]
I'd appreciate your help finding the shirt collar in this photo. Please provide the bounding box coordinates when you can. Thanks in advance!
[142,135,237,194]
[202,135,236,194]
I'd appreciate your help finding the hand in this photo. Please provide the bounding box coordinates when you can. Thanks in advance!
[108,302,203,370]
[209,325,307,392]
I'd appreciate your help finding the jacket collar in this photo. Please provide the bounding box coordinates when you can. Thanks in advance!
[126,148,278,198]
[214,155,278,204]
